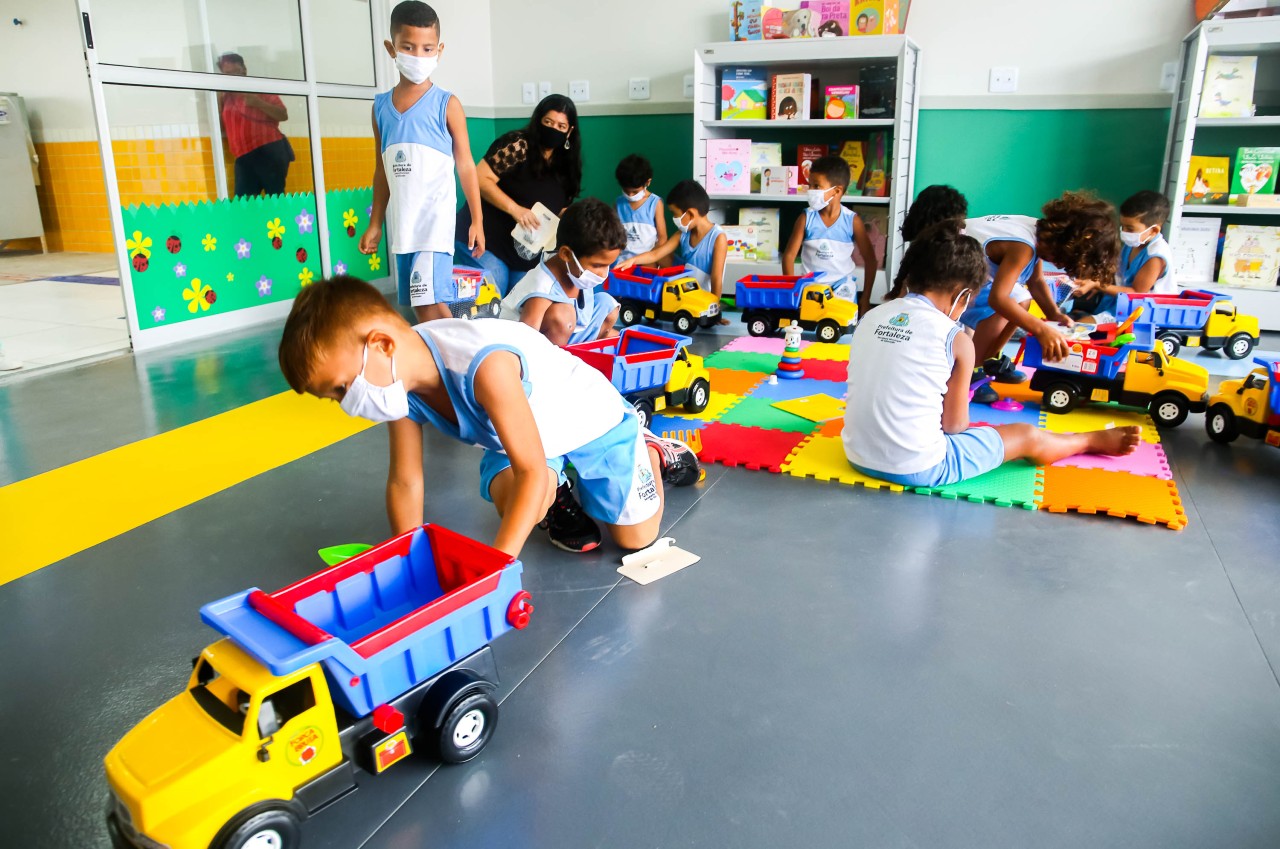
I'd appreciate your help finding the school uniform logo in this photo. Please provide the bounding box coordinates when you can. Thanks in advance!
[391,148,412,178]
[875,312,913,343]
[889,313,909,327]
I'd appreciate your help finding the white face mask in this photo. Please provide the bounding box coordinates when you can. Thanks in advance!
[567,250,607,289]
[394,51,437,85]
[625,185,648,203]
[948,287,973,322]
[673,212,691,234]
[339,344,409,423]
[807,186,835,211]
[1120,225,1154,248]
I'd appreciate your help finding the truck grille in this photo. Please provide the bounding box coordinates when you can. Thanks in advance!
[109,790,169,849]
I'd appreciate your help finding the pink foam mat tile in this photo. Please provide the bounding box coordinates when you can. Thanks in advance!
[1051,440,1172,479]
[720,336,800,355]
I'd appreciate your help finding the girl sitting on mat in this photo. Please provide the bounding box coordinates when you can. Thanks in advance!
[843,221,1140,488]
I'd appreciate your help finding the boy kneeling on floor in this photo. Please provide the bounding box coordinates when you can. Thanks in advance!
[278,275,700,556]
[843,221,1140,488]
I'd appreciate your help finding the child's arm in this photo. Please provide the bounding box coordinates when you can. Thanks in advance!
[519,298,577,347]
[360,109,389,255]
[781,215,806,276]
[989,244,1071,361]
[385,418,426,534]
[709,232,728,299]
[942,330,975,435]
[653,199,668,246]
[447,96,484,257]
[474,352,555,556]
[1107,257,1165,297]
[617,232,680,271]
[1025,260,1071,325]
[853,215,879,317]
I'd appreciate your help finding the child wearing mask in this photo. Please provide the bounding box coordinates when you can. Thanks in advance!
[1071,190,1174,324]
[615,154,666,263]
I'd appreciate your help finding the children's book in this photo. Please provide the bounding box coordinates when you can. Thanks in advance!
[762,5,787,38]
[739,207,780,260]
[802,0,850,36]
[770,73,811,120]
[1185,155,1231,204]
[786,165,800,194]
[720,66,769,120]
[863,132,889,197]
[851,208,888,268]
[857,62,896,118]
[782,8,814,37]
[730,0,763,40]
[706,139,752,194]
[797,143,829,188]
[837,140,866,193]
[1199,55,1257,119]
[1218,224,1280,289]
[722,225,759,261]
[1172,216,1221,284]
[749,142,783,192]
[1230,147,1280,197]
[852,0,902,34]
[824,85,859,120]
[511,202,559,256]
[760,166,790,195]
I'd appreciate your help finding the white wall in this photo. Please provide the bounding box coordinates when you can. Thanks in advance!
[401,0,495,111]
[0,0,100,140]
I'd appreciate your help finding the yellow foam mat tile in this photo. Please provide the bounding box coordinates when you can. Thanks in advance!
[781,435,906,492]
[771,394,846,422]
[659,390,743,422]
[1040,406,1161,444]
[798,342,852,361]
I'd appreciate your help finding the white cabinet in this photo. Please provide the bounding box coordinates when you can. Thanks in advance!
[0,93,45,251]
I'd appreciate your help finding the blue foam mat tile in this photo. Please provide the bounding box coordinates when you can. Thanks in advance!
[968,399,1042,426]
[747,377,848,403]
[651,414,707,435]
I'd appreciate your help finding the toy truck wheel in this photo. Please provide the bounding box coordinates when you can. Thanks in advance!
[673,311,695,334]
[1226,332,1256,360]
[1157,332,1181,358]
[632,398,655,428]
[619,303,640,326]
[438,691,498,764]
[1149,392,1189,428]
[1205,404,1240,444]
[1043,382,1080,414]
[213,806,301,849]
[745,313,772,337]
[486,300,501,317]
[815,320,841,343]
[684,378,711,414]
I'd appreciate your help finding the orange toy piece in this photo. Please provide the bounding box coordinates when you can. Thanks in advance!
[1037,466,1186,530]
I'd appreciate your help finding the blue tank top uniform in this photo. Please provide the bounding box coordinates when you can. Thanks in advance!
[676,224,724,287]
[616,194,660,262]
[800,207,858,300]
[958,215,1039,329]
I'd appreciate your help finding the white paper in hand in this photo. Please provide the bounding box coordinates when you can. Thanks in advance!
[511,202,559,257]
[617,537,700,585]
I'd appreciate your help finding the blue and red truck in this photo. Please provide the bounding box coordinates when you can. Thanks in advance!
[1116,289,1259,359]
[105,524,532,849]
[566,326,711,427]
[735,274,856,342]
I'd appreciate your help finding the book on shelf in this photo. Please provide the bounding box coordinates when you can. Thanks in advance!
[706,139,752,195]
[720,66,769,120]
[1199,55,1257,119]
[1185,155,1231,204]
[1229,147,1279,198]
[797,143,829,189]
[722,225,759,261]
[729,0,763,40]
[762,5,786,38]
[1172,216,1221,284]
[1219,224,1280,289]
[852,207,888,268]
[825,85,859,120]
[782,8,815,37]
[857,62,896,119]
[761,165,791,195]
[852,0,904,35]
[1237,193,1280,208]
[750,142,782,192]
[864,132,889,197]
[739,207,780,260]
[770,73,811,120]
[802,0,850,37]
[837,140,866,193]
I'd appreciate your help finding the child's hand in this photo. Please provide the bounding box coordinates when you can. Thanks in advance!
[358,224,381,255]
[615,257,637,272]
[467,224,485,258]
[1072,278,1100,296]
[1034,323,1072,362]
[1047,309,1074,327]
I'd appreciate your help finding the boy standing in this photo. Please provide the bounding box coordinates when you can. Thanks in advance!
[278,276,700,556]
[614,154,666,263]
[359,1,484,324]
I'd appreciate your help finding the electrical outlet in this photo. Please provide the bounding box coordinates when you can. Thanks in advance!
[569,79,590,101]
[538,81,552,99]
[521,82,536,104]
[629,78,650,100]
[683,74,695,98]
[988,66,1018,93]
[1160,61,1179,93]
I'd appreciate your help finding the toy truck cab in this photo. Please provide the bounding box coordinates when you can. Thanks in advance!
[106,524,531,849]
[606,265,720,333]
[1119,290,1259,359]
[565,326,711,427]
[447,267,501,319]
[736,274,856,342]
[1206,357,1280,446]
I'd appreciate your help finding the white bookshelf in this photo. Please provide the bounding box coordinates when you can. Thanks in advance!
[1161,17,1280,329]
[692,36,921,300]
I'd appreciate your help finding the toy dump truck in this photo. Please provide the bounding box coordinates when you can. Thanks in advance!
[447,267,501,319]
[1117,289,1259,359]
[105,524,532,849]
[605,265,721,333]
[566,326,711,427]
[735,274,856,342]
[1206,357,1280,447]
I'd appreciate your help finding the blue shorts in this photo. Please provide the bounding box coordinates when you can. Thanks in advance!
[959,281,1032,329]
[396,251,458,307]
[477,409,660,526]
[853,426,1006,488]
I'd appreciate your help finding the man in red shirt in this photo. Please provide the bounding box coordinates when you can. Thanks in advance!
[217,53,295,197]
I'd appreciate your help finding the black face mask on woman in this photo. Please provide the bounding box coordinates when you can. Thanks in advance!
[537,123,570,151]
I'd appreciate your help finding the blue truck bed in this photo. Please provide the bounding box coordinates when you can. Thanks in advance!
[1118,290,1223,330]
[201,524,528,718]
[606,265,696,305]
[735,274,819,311]
[564,326,689,396]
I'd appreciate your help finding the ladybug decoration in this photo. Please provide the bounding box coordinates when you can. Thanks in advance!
[166,235,181,254]
[296,247,307,263]
[346,224,356,237]
[204,289,217,306]
[272,236,283,250]
[132,254,149,273]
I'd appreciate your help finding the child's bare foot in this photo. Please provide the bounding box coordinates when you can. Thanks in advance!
[718,317,730,326]
[1084,426,1141,456]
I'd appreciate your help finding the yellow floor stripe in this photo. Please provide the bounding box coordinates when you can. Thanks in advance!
[0,392,372,586]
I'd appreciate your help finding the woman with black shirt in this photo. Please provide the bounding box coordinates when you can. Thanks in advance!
[455,94,582,293]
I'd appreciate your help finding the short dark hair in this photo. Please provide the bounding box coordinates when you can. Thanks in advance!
[557,198,627,257]
[894,220,987,296]
[809,155,851,191]
[217,52,245,68]
[390,1,440,35]
[1119,190,1170,227]
[667,179,710,216]
[901,184,968,241]
[616,154,653,190]
[278,275,401,393]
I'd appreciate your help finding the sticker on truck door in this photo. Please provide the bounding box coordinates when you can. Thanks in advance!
[286,726,323,766]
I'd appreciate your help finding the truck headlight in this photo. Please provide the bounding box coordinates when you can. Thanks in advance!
[705,303,720,316]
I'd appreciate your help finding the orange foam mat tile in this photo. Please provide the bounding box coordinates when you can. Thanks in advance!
[781,435,906,492]
[706,367,767,397]
[1036,466,1187,530]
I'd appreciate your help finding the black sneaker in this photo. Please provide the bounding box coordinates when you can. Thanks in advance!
[983,355,1028,384]
[972,382,1001,405]
[539,481,601,553]
[643,430,702,487]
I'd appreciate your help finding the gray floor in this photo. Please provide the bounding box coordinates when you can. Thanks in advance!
[2,323,1280,848]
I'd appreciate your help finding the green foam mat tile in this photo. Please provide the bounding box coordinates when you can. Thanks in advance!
[704,350,782,374]
[718,396,821,434]
[910,460,1041,510]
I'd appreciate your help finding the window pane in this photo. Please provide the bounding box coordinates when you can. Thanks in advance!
[312,0,377,86]
[318,97,387,282]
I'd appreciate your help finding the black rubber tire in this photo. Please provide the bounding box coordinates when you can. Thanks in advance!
[673,312,695,334]
[1043,382,1080,415]
[815,320,841,343]
[214,806,301,849]
[1205,403,1240,444]
[745,313,772,337]
[684,378,711,414]
[486,300,501,317]
[438,691,498,764]
[618,303,640,326]
[1149,392,1189,428]
[1157,332,1181,358]
[1226,332,1256,360]
[632,397,655,428]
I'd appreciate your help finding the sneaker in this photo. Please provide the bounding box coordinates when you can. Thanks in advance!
[643,430,702,487]
[539,481,601,553]
[983,355,1028,384]
[972,382,1001,405]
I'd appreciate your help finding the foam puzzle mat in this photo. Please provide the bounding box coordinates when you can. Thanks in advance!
[682,337,1189,530]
